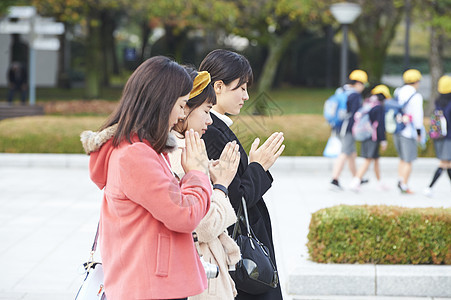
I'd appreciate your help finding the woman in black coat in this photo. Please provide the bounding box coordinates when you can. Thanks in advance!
[199,49,285,300]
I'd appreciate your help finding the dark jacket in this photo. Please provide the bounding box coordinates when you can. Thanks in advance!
[202,113,283,300]
[435,94,451,139]
[369,104,386,142]
[345,91,362,133]
[8,64,27,86]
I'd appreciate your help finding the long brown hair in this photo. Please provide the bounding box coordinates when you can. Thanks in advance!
[101,56,192,153]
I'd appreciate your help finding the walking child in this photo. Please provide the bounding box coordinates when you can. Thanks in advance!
[349,84,390,192]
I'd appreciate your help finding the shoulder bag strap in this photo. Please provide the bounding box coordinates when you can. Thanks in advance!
[91,222,99,252]
[240,197,251,237]
[231,202,243,240]
[231,197,252,239]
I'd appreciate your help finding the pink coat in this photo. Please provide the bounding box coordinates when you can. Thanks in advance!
[88,135,212,300]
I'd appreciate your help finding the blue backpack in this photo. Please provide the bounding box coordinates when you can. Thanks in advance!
[324,88,349,128]
[384,92,417,134]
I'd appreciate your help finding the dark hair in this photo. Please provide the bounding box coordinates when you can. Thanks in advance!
[348,79,363,85]
[199,49,253,90]
[174,66,216,134]
[375,94,386,101]
[101,56,192,153]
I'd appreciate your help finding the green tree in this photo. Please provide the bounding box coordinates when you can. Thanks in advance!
[350,0,405,84]
[419,0,451,112]
[147,0,238,62]
[230,0,329,114]
[33,0,124,98]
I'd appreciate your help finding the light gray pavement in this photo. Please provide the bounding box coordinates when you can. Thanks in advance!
[0,154,450,300]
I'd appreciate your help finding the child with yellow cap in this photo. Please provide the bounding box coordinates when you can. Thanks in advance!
[349,84,390,192]
[423,75,451,197]
[330,69,368,190]
[393,69,424,194]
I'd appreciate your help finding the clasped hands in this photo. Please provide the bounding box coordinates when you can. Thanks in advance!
[249,132,285,171]
[181,130,240,186]
[181,129,284,178]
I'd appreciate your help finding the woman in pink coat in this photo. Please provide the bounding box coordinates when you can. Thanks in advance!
[81,56,212,300]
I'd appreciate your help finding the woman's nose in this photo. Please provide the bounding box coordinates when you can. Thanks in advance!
[243,90,249,101]
[206,113,213,125]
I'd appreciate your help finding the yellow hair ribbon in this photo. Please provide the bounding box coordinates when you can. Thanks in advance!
[189,71,211,99]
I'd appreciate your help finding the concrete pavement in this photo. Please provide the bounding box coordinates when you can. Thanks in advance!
[0,154,450,300]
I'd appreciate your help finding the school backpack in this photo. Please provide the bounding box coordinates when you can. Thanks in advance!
[323,88,349,128]
[352,96,380,142]
[384,92,417,134]
[429,109,447,139]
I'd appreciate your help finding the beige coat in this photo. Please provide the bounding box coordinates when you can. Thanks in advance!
[168,132,241,300]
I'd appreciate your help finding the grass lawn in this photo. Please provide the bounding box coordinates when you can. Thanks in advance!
[0,86,436,156]
[264,87,335,114]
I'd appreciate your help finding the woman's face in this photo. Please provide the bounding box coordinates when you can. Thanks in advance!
[215,78,249,115]
[168,94,188,132]
[184,102,213,137]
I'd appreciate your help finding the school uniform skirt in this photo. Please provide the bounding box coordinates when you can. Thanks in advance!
[360,139,380,159]
[434,138,451,161]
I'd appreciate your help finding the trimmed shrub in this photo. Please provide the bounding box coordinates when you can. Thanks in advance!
[307,205,451,264]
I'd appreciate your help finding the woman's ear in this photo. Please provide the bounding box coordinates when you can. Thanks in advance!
[213,80,224,94]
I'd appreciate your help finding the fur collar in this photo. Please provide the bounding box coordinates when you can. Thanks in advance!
[80,124,178,155]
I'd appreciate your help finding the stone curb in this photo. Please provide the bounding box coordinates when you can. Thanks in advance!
[0,153,88,168]
[275,156,439,173]
[0,153,439,173]
[288,263,451,298]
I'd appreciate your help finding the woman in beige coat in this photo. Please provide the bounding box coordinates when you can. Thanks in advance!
[169,69,241,299]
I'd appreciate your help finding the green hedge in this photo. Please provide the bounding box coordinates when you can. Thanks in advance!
[307,205,451,264]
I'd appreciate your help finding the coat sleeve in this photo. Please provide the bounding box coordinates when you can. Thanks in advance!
[195,190,237,243]
[370,105,386,141]
[119,143,211,233]
[203,125,273,211]
[346,92,362,133]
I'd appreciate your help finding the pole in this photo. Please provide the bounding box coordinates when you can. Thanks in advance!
[28,14,36,105]
[340,24,349,86]
[404,0,411,70]
[325,25,333,88]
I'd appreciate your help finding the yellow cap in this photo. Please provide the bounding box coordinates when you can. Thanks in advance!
[189,71,211,99]
[371,84,391,99]
[349,70,368,84]
[438,75,451,94]
[403,69,422,84]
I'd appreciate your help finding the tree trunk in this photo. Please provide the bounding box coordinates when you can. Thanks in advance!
[139,20,151,62]
[100,11,114,87]
[85,16,102,99]
[428,25,443,115]
[352,3,404,84]
[57,26,70,89]
[163,24,187,62]
[255,27,299,115]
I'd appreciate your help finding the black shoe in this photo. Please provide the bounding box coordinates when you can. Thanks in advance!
[397,181,403,192]
[330,179,342,191]
[360,178,369,185]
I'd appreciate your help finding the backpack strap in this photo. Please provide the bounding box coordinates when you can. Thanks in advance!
[401,92,417,108]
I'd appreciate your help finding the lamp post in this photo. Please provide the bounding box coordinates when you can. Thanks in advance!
[330,2,361,86]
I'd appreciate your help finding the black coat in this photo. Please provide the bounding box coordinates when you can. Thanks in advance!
[202,113,283,300]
